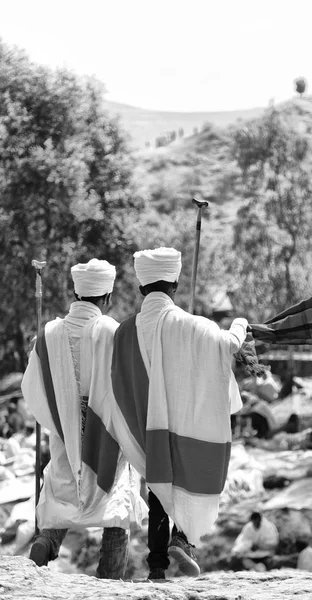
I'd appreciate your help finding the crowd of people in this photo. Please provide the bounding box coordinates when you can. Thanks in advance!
[231,364,312,451]
[0,391,50,475]
[1,246,312,579]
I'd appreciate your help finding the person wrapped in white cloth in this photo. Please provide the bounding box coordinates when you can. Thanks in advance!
[231,511,279,571]
[109,247,248,580]
[22,258,147,577]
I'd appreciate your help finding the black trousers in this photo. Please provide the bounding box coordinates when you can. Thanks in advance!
[147,490,187,570]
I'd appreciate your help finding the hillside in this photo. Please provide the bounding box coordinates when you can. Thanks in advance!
[132,97,312,253]
[102,99,265,149]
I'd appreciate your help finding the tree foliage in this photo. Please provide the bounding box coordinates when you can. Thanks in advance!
[0,41,142,372]
[226,107,312,321]
[3,42,312,375]
[294,77,308,97]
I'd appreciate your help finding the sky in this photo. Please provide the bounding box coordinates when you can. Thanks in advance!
[1,0,312,112]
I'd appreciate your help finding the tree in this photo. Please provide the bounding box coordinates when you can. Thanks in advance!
[0,41,142,373]
[226,107,312,321]
[294,77,308,97]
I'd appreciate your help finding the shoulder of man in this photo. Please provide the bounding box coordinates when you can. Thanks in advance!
[95,314,120,334]
[169,308,221,334]
[40,316,63,337]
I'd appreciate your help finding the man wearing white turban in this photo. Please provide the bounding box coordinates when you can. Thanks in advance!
[22,258,146,577]
[110,247,248,579]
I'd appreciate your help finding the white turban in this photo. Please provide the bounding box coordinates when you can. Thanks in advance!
[71,258,116,297]
[134,247,182,286]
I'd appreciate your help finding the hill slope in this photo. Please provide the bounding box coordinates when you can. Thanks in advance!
[133,97,312,246]
[103,99,265,148]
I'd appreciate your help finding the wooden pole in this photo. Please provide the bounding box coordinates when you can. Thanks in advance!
[31,260,46,536]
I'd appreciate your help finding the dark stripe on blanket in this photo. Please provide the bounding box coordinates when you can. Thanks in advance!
[36,330,64,442]
[251,322,312,343]
[146,430,231,494]
[265,297,312,324]
[82,406,120,493]
[271,323,312,335]
[111,315,148,451]
[251,298,312,344]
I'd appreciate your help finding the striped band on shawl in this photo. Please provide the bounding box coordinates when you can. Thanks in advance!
[250,297,312,344]
[82,404,120,494]
[111,315,231,495]
[36,330,64,442]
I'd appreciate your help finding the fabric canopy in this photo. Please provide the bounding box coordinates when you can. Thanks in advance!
[249,297,312,345]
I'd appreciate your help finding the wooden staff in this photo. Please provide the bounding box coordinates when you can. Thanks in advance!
[31,259,46,535]
[188,198,209,314]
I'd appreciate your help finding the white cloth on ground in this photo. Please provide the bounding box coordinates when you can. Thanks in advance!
[297,546,312,572]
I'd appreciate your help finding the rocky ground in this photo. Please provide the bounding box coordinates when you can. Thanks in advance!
[2,443,312,578]
[2,375,312,579]
[1,556,312,600]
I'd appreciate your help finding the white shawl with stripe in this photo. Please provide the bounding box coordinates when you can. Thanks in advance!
[110,294,247,544]
[22,303,146,530]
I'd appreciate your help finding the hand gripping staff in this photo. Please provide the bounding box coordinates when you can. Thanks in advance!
[31,259,46,535]
[188,198,209,314]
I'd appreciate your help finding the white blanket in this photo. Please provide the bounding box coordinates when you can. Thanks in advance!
[22,304,146,530]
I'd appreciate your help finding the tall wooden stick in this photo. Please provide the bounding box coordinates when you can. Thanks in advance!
[31,260,46,535]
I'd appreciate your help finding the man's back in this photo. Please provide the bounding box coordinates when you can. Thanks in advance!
[23,258,147,575]
[22,300,133,530]
[111,288,247,544]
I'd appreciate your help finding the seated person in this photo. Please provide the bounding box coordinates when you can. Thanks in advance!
[231,512,279,570]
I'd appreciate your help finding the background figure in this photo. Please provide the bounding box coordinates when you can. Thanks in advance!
[231,511,279,571]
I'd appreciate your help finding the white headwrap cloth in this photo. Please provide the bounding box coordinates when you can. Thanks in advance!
[71,258,116,297]
[134,247,182,286]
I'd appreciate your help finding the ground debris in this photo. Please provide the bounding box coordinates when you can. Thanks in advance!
[1,556,312,600]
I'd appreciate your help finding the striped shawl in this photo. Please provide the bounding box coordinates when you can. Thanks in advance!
[250,297,312,345]
[111,306,244,544]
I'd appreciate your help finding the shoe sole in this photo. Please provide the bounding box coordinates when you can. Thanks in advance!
[168,545,200,577]
[29,542,49,567]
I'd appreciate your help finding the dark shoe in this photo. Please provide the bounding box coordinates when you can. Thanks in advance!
[29,537,51,566]
[0,522,20,544]
[148,568,166,580]
[168,535,200,577]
